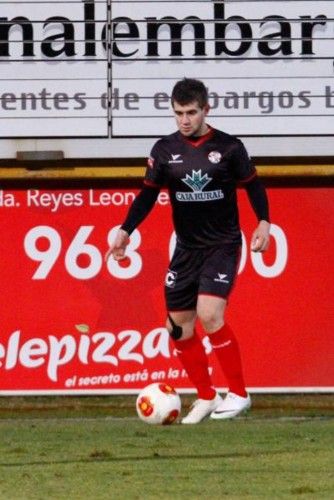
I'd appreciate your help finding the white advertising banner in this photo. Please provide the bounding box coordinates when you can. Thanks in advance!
[0,1,333,156]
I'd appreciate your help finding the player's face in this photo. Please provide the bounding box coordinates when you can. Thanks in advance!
[173,100,209,137]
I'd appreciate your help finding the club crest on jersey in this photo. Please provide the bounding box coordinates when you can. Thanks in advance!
[176,169,224,202]
[208,151,222,164]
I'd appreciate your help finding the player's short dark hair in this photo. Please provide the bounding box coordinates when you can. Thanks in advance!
[171,78,208,109]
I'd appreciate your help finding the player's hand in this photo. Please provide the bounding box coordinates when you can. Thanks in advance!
[105,228,130,262]
[250,220,270,252]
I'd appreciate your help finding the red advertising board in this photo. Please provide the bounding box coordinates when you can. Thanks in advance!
[0,186,333,394]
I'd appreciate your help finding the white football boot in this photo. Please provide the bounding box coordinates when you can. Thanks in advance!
[181,393,223,424]
[210,392,251,420]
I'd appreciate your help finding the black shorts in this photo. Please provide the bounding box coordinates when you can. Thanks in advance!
[164,242,241,311]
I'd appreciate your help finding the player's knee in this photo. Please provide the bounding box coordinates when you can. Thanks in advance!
[198,310,224,334]
[166,314,183,340]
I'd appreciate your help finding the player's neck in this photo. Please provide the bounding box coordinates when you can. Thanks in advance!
[187,125,213,144]
[194,123,210,138]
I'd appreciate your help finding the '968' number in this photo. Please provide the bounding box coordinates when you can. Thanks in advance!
[24,225,141,280]
[24,224,287,280]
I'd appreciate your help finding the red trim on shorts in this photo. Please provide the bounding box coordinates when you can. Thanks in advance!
[198,293,228,300]
[229,246,242,296]
[167,308,196,313]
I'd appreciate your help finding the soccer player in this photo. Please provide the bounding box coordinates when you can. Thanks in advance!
[107,78,270,424]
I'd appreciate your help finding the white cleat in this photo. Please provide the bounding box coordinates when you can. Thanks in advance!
[210,392,251,420]
[181,393,223,424]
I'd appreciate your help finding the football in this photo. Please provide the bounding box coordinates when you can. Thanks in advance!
[136,382,181,425]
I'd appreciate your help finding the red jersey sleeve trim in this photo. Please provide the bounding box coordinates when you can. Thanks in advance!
[238,171,257,184]
[144,179,161,188]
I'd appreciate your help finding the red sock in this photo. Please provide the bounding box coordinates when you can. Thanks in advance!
[173,333,216,400]
[210,323,247,397]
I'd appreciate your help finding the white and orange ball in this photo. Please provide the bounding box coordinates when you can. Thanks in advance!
[136,383,181,425]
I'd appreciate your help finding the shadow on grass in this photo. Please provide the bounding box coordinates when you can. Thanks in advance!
[0,449,288,468]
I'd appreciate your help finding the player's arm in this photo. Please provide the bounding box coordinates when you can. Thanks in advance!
[231,139,270,252]
[106,184,160,261]
[243,175,270,253]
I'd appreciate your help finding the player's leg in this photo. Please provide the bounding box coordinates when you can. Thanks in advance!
[166,310,222,424]
[165,246,221,424]
[197,295,250,415]
[197,295,247,397]
[166,309,216,399]
[197,245,251,419]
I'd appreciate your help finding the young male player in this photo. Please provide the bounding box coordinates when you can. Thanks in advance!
[108,78,270,424]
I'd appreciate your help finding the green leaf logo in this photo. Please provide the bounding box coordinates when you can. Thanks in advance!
[181,169,212,192]
[75,324,90,333]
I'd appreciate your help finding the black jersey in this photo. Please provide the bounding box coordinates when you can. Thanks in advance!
[144,127,256,248]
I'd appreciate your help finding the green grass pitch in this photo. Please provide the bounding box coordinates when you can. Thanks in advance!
[0,394,333,499]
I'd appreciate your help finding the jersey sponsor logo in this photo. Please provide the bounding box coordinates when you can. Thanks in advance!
[208,151,222,164]
[176,169,224,202]
[168,154,183,164]
[182,169,212,191]
[165,269,177,288]
[214,273,229,283]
